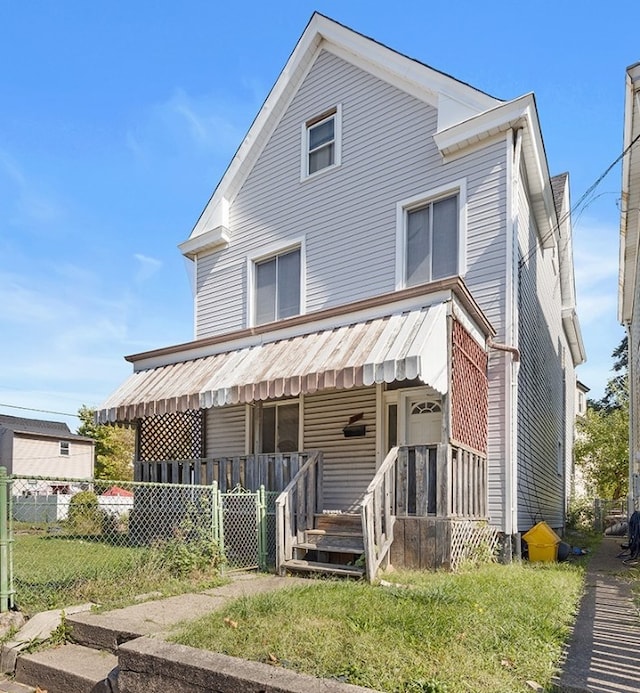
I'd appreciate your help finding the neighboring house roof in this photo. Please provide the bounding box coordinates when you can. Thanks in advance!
[101,486,133,497]
[179,12,560,265]
[0,415,93,443]
[619,61,640,324]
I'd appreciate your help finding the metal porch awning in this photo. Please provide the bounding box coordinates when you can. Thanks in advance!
[97,302,449,423]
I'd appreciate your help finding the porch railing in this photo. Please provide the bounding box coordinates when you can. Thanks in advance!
[135,453,310,493]
[275,450,323,574]
[361,447,397,582]
[450,443,487,519]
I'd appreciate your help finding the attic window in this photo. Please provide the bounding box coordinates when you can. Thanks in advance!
[302,105,342,179]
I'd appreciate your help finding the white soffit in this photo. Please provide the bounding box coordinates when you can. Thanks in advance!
[96,303,450,423]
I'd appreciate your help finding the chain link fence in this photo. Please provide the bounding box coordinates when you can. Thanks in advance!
[1,471,275,615]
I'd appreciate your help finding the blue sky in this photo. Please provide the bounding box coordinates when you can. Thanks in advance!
[0,1,636,431]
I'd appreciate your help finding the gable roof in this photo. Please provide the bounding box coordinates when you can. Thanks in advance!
[179,12,504,259]
[0,414,92,442]
[179,13,562,268]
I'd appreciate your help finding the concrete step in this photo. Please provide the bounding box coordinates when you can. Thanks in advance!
[15,643,117,693]
[0,677,36,693]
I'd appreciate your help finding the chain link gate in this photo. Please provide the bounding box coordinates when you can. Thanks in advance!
[219,486,268,571]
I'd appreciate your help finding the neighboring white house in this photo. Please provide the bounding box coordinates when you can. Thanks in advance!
[618,61,640,513]
[0,415,94,492]
[98,14,585,576]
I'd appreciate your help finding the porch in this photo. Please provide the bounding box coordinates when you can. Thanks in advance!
[135,440,489,580]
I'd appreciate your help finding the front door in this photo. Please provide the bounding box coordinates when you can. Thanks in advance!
[401,390,442,446]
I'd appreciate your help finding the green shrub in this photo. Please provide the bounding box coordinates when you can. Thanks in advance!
[567,497,594,532]
[66,491,103,535]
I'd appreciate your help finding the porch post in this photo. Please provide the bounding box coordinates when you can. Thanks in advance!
[436,443,450,517]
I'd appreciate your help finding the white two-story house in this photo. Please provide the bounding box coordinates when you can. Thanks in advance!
[98,14,585,579]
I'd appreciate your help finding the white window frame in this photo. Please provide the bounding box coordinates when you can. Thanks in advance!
[59,441,70,456]
[247,238,306,327]
[395,180,467,290]
[300,104,342,181]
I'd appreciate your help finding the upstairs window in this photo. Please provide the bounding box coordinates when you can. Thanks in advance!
[60,441,70,456]
[406,195,458,286]
[302,105,342,179]
[254,247,301,325]
[396,184,465,289]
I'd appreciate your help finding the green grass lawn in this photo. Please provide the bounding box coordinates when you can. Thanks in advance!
[171,561,585,693]
[12,532,224,615]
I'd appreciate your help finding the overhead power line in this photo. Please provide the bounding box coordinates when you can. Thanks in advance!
[519,130,640,268]
[0,402,78,418]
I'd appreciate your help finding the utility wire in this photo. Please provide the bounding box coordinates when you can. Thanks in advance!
[519,130,640,268]
[0,402,78,418]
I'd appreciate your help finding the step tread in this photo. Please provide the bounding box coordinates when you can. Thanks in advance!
[297,543,364,554]
[16,643,117,692]
[282,559,364,577]
[305,529,362,537]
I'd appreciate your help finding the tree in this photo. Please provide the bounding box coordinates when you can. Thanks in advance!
[77,405,135,480]
[575,337,629,499]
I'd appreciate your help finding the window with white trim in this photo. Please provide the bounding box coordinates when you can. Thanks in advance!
[60,441,70,456]
[259,401,300,453]
[302,105,341,178]
[405,193,459,286]
[254,247,301,325]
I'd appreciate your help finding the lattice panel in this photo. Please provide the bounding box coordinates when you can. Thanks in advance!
[451,320,488,453]
[450,520,500,571]
[138,410,204,461]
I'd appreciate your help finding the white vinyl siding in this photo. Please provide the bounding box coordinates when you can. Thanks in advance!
[515,169,568,532]
[195,51,509,339]
[206,406,247,457]
[303,387,377,511]
[11,436,93,479]
[194,50,438,338]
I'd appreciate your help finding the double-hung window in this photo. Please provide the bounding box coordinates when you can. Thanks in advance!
[60,441,70,456]
[254,247,301,325]
[400,189,462,287]
[302,105,342,178]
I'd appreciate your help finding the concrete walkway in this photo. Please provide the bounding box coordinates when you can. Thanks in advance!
[555,536,640,693]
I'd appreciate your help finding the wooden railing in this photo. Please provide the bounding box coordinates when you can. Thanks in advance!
[450,443,487,519]
[134,453,310,493]
[275,450,323,574]
[361,447,397,582]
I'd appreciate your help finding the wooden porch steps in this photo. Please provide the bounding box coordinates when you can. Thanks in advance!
[280,559,365,578]
[282,513,365,579]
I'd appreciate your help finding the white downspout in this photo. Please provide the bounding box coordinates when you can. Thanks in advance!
[503,127,523,556]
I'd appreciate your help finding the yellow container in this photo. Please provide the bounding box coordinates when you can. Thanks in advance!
[526,542,559,562]
[522,521,561,563]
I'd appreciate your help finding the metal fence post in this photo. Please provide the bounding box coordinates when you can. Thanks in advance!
[0,467,14,612]
[258,485,267,571]
[217,486,225,565]
[211,480,219,543]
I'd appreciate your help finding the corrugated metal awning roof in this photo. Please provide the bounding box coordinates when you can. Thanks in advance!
[97,303,449,423]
